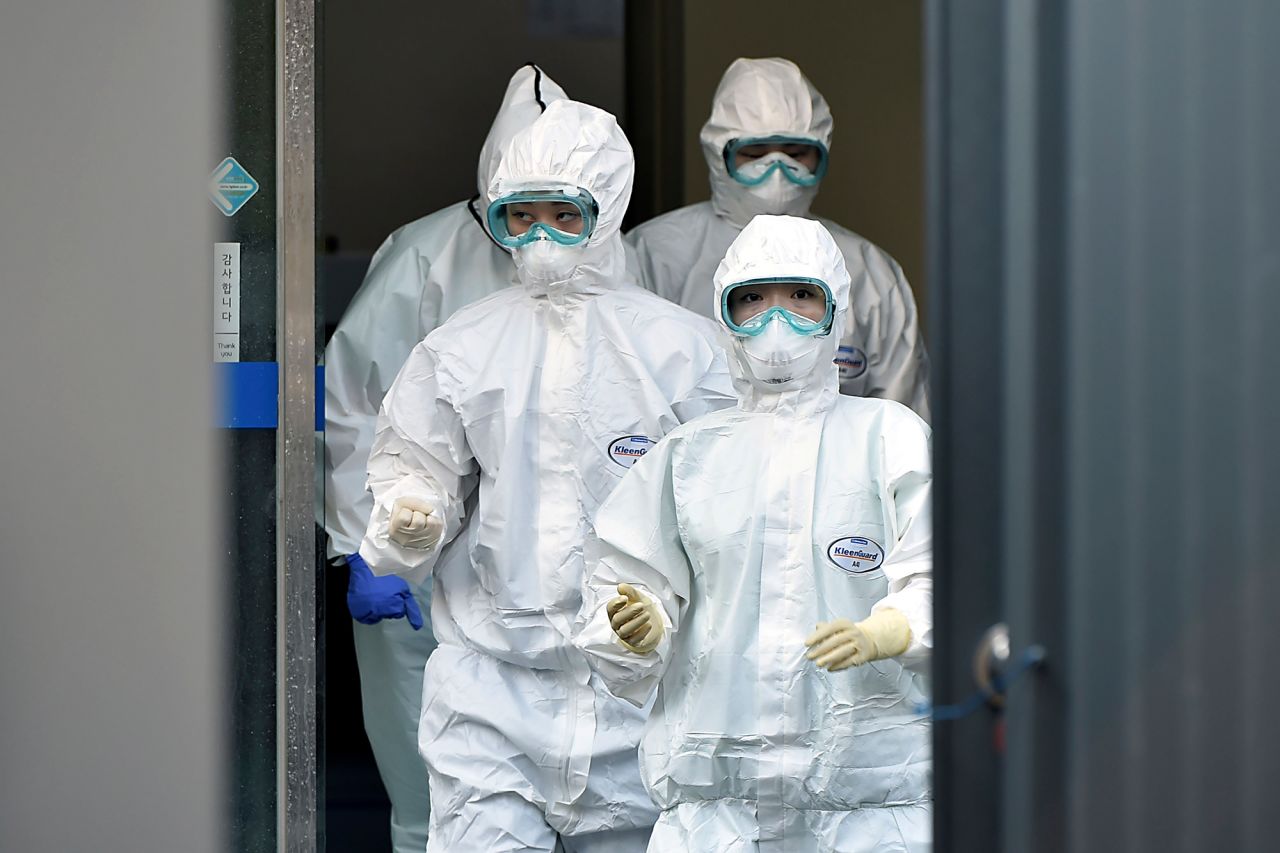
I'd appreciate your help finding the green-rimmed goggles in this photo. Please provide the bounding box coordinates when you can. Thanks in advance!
[721,277,835,337]
[723,136,830,187]
[486,189,599,249]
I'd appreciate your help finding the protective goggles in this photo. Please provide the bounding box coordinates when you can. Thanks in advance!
[723,136,830,187]
[721,277,834,337]
[486,188,598,249]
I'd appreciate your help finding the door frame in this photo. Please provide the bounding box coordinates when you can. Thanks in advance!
[277,0,318,849]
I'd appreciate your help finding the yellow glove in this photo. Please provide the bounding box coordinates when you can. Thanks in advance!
[388,496,443,551]
[606,583,664,654]
[805,608,912,671]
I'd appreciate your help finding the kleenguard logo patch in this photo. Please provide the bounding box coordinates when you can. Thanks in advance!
[835,345,868,380]
[827,536,885,573]
[608,435,655,469]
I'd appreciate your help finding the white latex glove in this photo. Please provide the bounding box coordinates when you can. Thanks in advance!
[606,583,665,654]
[388,496,443,551]
[805,607,912,671]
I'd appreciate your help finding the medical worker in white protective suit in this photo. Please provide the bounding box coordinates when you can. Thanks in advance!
[627,57,930,419]
[358,98,736,852]
[323,64,566,853]
[577,215,933,852]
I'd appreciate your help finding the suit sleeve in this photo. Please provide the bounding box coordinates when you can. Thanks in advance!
[358,342,476,587]
[322,233,435,558]
[575,436,693,706]
[873,408,933,674]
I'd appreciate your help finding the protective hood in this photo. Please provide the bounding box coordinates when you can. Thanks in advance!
[713,215,850,413]
[700,57,834,228]
[490,99,634,297]
[474,64,568,243]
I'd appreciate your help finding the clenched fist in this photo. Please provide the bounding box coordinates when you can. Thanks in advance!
[389,496,443,551]
[607,583,664,654]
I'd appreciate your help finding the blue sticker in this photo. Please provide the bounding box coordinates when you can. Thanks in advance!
[608,435,655,469]
[216,362,277,429]
[209,156,260,217]
[835,345,868,380]
[213,362,326,430]
[827,536,885,574]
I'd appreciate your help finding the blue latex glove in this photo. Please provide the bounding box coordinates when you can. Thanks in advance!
[346,553,424,630]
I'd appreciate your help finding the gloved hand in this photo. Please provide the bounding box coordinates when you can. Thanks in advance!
[345,553,424,630]
[805,607,911,671]
[389,496,443,551]
[607,583,664,654]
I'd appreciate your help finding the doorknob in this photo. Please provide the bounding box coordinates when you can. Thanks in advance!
[973,622,1012,708]
[919,624,1046,720]
[973,622,1045,710]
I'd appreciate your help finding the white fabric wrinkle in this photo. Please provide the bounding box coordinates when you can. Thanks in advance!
[625,55,931,419]
[577,217,932,849]
[492,100,635,304]
[700,58,832,229]
[365,98,736,843]
[323,65,568,853]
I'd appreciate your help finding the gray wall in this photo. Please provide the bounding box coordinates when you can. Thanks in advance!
[0,3,222,851]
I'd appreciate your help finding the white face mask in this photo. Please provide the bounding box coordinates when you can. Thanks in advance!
[513,238,583,285]
[733,318,825,389]
[721,154,819,224]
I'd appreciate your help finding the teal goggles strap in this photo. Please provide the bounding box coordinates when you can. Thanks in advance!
[721,277,834,336]
[486,190,598,248]
[723,136,830,187]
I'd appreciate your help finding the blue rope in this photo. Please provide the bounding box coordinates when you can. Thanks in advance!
[915,645,1047,721]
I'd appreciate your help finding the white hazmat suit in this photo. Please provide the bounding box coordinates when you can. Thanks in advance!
[627,57,930,419]
[359,99,737,852]
[578,216,933,851]
[322,64,566,852]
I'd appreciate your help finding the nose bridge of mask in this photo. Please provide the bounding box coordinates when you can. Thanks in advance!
[735,155,812,188]
[736,315,826,387]
[745,305,817,336]
[524,221,570,243]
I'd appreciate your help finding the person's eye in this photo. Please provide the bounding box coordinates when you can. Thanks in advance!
[793,289,812,300]
[739,292,761,302]
[556,211,580,222]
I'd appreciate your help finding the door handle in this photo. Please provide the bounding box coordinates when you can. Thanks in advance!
[973,622,1046,709]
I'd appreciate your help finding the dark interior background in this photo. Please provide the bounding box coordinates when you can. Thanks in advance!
[318,1,924,845]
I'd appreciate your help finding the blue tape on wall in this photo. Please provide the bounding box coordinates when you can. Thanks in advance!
[315,365,324,431]
[216,363,326,430]
[217,362,279,428]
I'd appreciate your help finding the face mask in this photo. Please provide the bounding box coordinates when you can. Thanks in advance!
[725,156,819,220]
[513,238,583,285]
[733,317,825,389]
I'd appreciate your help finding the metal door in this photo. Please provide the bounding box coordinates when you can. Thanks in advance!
[927,1,1280,850]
